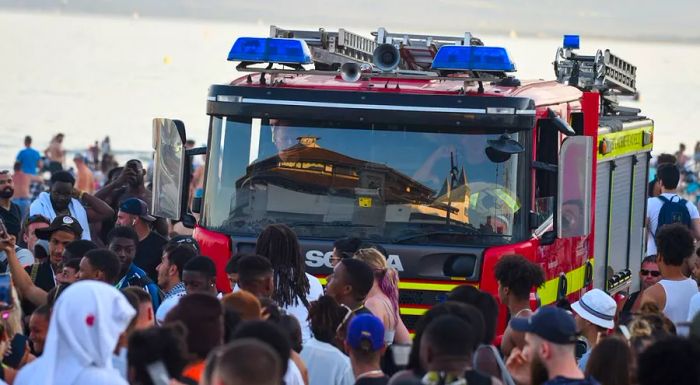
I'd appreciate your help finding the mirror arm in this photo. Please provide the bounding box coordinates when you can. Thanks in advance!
[186,147,207,156]
[546,108,576,136]
[532,161,558,173]
[178,148,196,228]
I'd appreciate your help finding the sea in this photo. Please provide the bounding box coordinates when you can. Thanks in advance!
[1,10,699,169]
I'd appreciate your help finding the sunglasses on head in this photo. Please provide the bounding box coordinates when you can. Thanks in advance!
[641,269,661,277]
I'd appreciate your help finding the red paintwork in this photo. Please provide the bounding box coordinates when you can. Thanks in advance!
[201,71,601,333]
[193,225,232,292]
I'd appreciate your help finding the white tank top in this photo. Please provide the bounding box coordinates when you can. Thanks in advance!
[659,278,699,327]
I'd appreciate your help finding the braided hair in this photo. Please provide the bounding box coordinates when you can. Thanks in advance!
[307,295,347,343]
[255,224,310,308]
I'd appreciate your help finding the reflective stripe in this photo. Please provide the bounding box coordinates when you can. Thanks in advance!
[597,126,653,161]
[318,277,471,292]
[537,259,593,305]
[400,307,430,316]
[493,189,521,212]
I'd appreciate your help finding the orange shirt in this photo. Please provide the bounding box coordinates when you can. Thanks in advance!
[182,360,206,383]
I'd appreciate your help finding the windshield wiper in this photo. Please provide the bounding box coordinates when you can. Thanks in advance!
[393,230,511,244]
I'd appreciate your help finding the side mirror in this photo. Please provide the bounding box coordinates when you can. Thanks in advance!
[152,118,187,220]
[557,136,593,238]
[539,230,556,246]
[485,134,525,163]
[547,108,576,136]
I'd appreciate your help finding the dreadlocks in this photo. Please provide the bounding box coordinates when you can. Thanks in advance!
[308,295,348,343]
[255,224,310,307]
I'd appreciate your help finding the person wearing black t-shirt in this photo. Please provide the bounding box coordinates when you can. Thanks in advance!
[0,170,22,238]
[326,258,376,318]
[115,198,166,282]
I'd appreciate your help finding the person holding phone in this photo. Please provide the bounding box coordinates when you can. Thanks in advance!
[2,215,82,311]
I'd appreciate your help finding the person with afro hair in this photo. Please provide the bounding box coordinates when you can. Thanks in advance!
[493,254,545,357]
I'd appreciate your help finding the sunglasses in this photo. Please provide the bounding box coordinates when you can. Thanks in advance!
[640,269,661,277]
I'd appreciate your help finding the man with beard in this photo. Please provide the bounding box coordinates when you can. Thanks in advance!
[1,215,82,311]
[507,306,597,385]
[29,171,114,241]
[620,256,663,323]
[0,170,22,238]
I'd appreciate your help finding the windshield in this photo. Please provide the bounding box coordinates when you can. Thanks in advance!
[201,116,525,245]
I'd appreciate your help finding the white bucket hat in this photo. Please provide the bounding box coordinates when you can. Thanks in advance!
[571,288,617,329]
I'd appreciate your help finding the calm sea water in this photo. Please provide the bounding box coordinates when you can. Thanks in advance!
[1,10,699,167]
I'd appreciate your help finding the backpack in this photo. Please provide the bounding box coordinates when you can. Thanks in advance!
[656,195,692,235]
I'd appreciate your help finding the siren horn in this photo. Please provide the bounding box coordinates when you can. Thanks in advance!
[372,44,401,72]
[341,62,362,82]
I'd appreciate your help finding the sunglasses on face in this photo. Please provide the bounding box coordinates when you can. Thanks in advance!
[641,269,661,277]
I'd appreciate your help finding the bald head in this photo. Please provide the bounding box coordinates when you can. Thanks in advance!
[212,338,282,385]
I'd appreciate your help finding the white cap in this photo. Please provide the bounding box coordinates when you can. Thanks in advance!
[571,288,617,329]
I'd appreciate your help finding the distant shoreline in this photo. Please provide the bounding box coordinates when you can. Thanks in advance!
[1,6,699,46]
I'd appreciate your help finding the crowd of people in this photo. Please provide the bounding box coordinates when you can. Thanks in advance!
[0,134,699,385]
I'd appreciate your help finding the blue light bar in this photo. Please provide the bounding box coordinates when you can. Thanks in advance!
[227,37,312,64]
[431,45,515,72]
[563,35,580,49]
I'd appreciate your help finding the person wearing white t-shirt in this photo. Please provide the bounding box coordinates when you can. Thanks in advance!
[642,223,699,330]
[255,224,324,343]
[646,163,700,256]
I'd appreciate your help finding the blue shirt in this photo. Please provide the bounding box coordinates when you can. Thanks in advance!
[544,376,600,385]
[116,264,163,310]
[164,281,186,299]
[16,148,41,175]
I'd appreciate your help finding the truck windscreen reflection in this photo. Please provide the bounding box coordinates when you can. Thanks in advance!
[201,117,524,246]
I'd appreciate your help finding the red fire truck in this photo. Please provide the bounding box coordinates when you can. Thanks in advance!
[150,27,652,332]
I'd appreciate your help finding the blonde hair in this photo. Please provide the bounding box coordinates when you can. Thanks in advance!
[4,279,24,338]
[353,248,399,319]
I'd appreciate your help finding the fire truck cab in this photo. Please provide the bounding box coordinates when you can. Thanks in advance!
[151,27,652,332]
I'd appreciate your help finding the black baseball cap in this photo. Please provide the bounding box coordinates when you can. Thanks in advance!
[35,215,84,240]
[119,198,156,222]
[510,306,577,344]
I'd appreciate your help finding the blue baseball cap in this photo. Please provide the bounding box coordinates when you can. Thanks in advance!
[347,313,385,351]
[119,198,156,222]
[510,306,578,344]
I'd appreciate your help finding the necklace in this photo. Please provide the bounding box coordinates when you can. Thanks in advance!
[356,370,384,380]
[513,308,531,318]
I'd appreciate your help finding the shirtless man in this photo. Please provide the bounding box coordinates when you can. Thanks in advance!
[12,162,42,220]
[45,133,66,173]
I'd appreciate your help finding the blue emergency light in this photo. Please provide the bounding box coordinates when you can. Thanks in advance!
[227,37,313,64]
[431,45,515,72]
[563,35,580,49]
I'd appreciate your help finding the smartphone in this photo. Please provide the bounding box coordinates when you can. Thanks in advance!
[0,273,13,307]
[146,360,170,385]
[0,218,7,239]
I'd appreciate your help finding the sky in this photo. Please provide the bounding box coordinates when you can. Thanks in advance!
[3,0,699,43]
